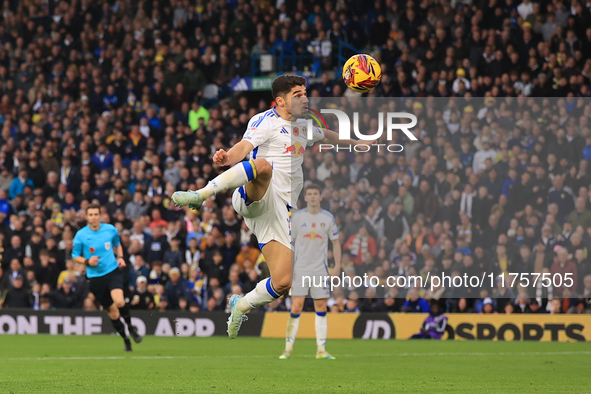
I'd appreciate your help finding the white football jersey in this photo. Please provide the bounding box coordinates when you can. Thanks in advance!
[291,208,339,274]
[242,107,324,208]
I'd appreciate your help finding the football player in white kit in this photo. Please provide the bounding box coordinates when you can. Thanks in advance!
[171,75,368,339]
[280,183,341,360]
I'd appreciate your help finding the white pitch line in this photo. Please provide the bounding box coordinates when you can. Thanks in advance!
[2,351,591,361]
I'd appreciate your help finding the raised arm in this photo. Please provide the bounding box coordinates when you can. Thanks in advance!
[213,140,255,167]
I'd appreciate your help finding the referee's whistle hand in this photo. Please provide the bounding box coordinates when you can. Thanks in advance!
[88,256,100,266]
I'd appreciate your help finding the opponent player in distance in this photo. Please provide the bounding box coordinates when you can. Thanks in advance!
[280,183,341,360]
[172,75,372,339]
[72,204,142,351]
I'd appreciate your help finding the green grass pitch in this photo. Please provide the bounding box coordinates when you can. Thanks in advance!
[0,336,589,393]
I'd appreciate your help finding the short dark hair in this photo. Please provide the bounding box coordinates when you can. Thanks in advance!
[304,183,322,194]
[271,75,306,100]
[86,203,101,213]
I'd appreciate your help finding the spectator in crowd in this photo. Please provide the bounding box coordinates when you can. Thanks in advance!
[453,298,473,313]
[163,237,184,268]
[144,226,169,265]
[568,299,588,314]
[480,298,495,314]
[1,275,30,308]
[130,276,155,310]
[402,289,430,313]
[235,243,260,269]
[165,268,192,311]
[344,298,360,313]
[548,176,575,222]
[414,181,440,223]
[345,225,377,265]
[568,197,591,230]
[551,247,578,297]
[9,169,34,200]
[526,299,544,314]
[45,278,81,309]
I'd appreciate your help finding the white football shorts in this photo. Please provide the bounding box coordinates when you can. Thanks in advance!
[232,180,292,251]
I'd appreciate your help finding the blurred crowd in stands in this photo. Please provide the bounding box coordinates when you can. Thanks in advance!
[1,0,591,315]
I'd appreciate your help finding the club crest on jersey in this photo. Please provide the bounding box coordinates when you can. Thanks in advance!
[104,241,111,251]
[321,223,325,228]
[293,127,300,136]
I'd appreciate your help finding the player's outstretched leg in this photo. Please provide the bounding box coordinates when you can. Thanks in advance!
[280,297,304,359]
[107,303,132,352]
[228,241,292,339]
[314,300,334,359]
[172,159,259,209]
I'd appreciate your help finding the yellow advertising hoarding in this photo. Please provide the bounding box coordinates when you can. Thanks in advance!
[261,313,591,342]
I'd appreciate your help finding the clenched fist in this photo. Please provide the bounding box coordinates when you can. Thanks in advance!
[213,149,230,166]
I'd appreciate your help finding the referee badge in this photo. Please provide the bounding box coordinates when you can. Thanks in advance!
[105,241,111,251]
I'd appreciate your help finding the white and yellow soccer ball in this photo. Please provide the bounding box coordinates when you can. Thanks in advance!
[342,54,382,93]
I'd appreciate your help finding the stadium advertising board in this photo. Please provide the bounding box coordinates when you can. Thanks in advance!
[262,313,591,342]
[1,310,589,342]
[0,310,264,337]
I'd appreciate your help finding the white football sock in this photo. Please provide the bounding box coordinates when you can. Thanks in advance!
[238,278,282,313]
[315,312,327,352]
[285,313,300,352]
[199,160,257,200]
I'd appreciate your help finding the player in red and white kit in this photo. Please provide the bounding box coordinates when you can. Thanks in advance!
[172,75,367,339]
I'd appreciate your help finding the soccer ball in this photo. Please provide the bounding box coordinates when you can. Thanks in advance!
[342,54,382,93]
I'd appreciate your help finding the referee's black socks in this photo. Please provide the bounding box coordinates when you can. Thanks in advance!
[111,318,128,339]
[119,303,133,329]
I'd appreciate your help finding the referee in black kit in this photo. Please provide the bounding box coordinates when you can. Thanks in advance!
[72,204,142,351]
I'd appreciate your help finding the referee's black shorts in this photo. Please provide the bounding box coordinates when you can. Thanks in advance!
[88,268,125,309]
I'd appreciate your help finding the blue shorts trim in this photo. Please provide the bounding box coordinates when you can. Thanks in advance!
[238,186,253,206]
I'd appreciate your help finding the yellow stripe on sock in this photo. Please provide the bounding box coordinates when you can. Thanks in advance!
[249,160,257,178]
